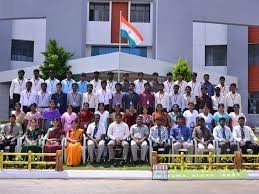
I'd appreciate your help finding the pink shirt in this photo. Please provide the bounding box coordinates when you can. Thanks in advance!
[61,112,78,132]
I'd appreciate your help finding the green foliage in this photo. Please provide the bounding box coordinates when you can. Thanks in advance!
[40,39,73,80]
[172,57,192,82]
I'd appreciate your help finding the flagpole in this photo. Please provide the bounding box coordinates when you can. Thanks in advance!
[118,11,122,83]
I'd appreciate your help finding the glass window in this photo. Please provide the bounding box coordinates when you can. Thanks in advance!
[11,39,34,62]
[248,92,259,114]
[130,3,150,23]
[248,44,259,64]
[89,2,109,21]
[91,46,147,57]
[205,45,227,66]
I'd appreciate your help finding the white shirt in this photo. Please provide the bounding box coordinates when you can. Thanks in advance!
[183,109,199,128]
[45,78,60,94]
[183,93,197,109]
[97,89,112,105]
[19,90,37,108]
[233,125,257,142]
[188,81,201,97]
[36,91,51,107]
[82,92,98,110]
[225,92,242,112]
[198,112,213,125]
[94,110,110,130]
[90,79,102,94]
[174,80,188,94]
[168,92,185,111]
[61,78,76,93]
[217,84,229,97]
[155,91,169,111]
[31,78,45,93]
[107,80,117,93]
[87,122,106,140]
[229,112,246,128]
[211,95,225,111]
[107,121,130,140]
[163,80,174,94]
[9,78,28,98]
[134,79,147,95]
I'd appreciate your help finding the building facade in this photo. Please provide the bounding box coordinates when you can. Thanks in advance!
[0,0,259,124]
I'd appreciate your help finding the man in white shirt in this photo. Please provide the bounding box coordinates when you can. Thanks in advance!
[87,114,106,163]
[217,76,229,97]
[107,72,117,93]
[61,71,76,93]
[233,116,258,154]
[155,83,169,112]
[163,72,174,94]
[97,80,112,112]
[211,86,225,114]
[188,72,201,97]
[225,83,242,113]
[174,72,188,94]
[183,85,197,110]
[45,69,60,94]
[134,72,147,95]
[82,84,98,113]
[19,81,36,113]
[10,69,27,108]
[90,71,102,94]
[168,84,185,112]
[31,69,44,93]
[36,82,51,113]
[107,113,130,166]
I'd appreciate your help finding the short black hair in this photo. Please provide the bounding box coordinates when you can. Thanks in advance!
[138,72,144,76]
[238,116,246,121]
[204,74,209,77]
[230,83,237,87]
[72,83,78,87]
[18,69,25,74]
[144,82,150,86]
[167,72,172,76]
[9,114,16,119]
[107,71,114,75]
[26,81,32,85]
[81,73,86,77]
[152,72,159,76]
[101,80,107,84]
[41,82,47,86]
[94,71,100,75]
[129,82,135,86]
[66,70,72,74]
[192,72,197,77]
[56,83,62,87]
[33,69,39,73]
[219,76,225,80]
[176,115,184,120]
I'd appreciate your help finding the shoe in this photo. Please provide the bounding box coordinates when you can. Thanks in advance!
[119,160,126,166]
[140,160,145,165]
[133,161,138,166]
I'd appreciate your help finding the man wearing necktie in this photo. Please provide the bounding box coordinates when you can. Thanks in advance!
[0,114,23,158]
[213,117,237,154]
[87,114,106,163]
[233,116,258,154]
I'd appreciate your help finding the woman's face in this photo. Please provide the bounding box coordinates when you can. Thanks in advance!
[203,107,209,114]
[71,121,77,129]
[173,106,179,112]
[30,120,37,128]
[83,103,89,110]
[129,106,135,112]
[49,102,55,109]
[143,108,148,114]
[52,120,59,128]
[67,107,72,113]
[115,106,120,112]
[219,105,224,112]
[15,104,21,111]
[31,105,36,112]
[157,105,163,111]
[99,104,104,111]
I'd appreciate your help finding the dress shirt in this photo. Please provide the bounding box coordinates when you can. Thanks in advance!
[87,122,106,140]
[134,79,147,95]
[122,91,139,110]
[169,125,192,141]
[211,95,225,111]
[213,125,233,141]
[192,126,214,143]
[163,80,174,94]
[51,92,67,114]
[31,78,44,93]
[61,78,76,93]
[168,92,185,111]
[107,121,130,140]
[82,92,98,110]
[107,80,117,93]
[198,113,213,130]
[225,92,242,112]
[155,91,169,110]
[130,124,149,140]
[90,79,102,94]
[233,125,257,142]
[196,95,213,112]
[149,125,168,143]
[140,91,155,108]
[120,80,130,92]
[217,84,229,97]
[183,110,199,128]
[36,91,51,107]
[150,81,160,93]
[67,91,83,107]
[174,80,188,94]
[77,81,89,94]
[10,78,28,98]
[188,81,201,97]
[20,90,37,107]
[97,89,112,105]
[112,91,123,108]
[202,82,215,96]
[0,122,23,139]
[45,78,60,94]
[183,93,197,109]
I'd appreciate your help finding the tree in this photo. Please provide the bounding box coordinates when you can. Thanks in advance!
[40,39,73,81]
[172,57,192,82]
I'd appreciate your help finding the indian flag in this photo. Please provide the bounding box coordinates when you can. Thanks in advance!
[120,15,144,48]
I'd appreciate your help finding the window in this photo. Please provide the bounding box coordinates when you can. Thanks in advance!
[248,92,259,114]
[91,46,147,57]
[130,3,150,23]
[249,44,259,64]
[11,39,34,62]
[205,45,227,66]
[89,2,109,21]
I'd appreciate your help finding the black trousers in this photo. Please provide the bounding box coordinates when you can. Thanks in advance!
[152,142,170,154]
[0,138,17,153]
[22,106,31,114]
[72,107,80,114]
[240,142,258,154]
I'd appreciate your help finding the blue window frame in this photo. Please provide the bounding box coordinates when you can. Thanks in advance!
[91,46,147,57]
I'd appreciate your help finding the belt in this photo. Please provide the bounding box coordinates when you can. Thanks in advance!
[39,106,48,108]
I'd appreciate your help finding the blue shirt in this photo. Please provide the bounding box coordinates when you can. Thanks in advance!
[202,82,214,96]
[77,81,89,93]
[61,79,75,93]
[170,125,192,141]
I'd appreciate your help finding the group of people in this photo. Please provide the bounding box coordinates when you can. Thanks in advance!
[0,68,257,166]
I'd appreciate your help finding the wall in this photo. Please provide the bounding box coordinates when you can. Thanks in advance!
[0,20,12,71]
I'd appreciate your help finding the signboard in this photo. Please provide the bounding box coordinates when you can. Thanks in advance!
[152,164,168,180]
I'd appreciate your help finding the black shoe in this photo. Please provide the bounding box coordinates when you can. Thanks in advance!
[133,161,138,166]
[119,160,126,166]
[140,160,145,165]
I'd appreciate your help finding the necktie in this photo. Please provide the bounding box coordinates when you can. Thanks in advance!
[241,127,245,140]
[93,124,98,138]
[222,128,226,139]
[157,127,161,140]
[9,125,14,136]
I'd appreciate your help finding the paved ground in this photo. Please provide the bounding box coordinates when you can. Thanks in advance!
[0,179,258,194]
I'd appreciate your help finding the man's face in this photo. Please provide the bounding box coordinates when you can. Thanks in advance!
[57,85,62,92]
[129,84,134,91]
[197,119,205,127]
[67,73,72,79]
[115,115,122,123]
[88,85,93,92]
[94,115,100,124]
[101,83,107,89]
[81,75,86,81]
[41,84,47,91]
[18,72,24,79]
[234,105,239,112]
[108,74,114,80]
[155,119,162,126]
[230,85,236,92]
[72,85,77,91]
[34,71,39,78]
[167,75,172,81]
[115,85,121,91]
[49,70,55,78]
[138,74,144,80]
[26,83,32,90]
[238,118,245,126]
[219,119,226,127]
[220,78,225,85]
[201,88,207,95]
[192,74,197,81]
[215,88,220,95]
[153,75,158,81]
[158,85,164,91]
[10,116,15,123]
[186,87,191,93]
[204,75,209,82]
[136,117,142,126]
[177,74,183,80]
[94,73,99,79]
[123,74,129,81]
[177,118,184,125]
[173,86,179,93]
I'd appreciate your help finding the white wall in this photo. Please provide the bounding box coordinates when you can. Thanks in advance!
[193,22,227,75]
[11,19,46,70]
